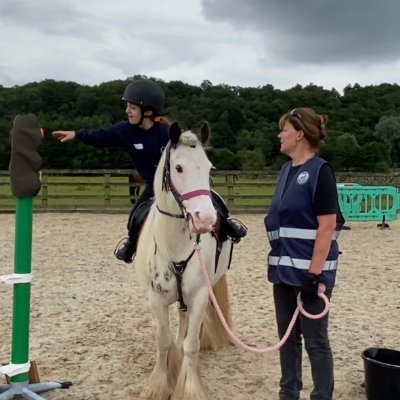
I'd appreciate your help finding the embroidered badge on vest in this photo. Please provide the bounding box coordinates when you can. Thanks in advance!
[297,171,309,184]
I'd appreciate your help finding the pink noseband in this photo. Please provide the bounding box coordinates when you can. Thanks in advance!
[180,189,211,201]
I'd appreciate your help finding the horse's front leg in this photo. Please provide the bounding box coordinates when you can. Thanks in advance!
[141,292,181,400]
[173,288,209,400]
[176,308,188,353]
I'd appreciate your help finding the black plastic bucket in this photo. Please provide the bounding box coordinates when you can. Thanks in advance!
[361,347,400,400]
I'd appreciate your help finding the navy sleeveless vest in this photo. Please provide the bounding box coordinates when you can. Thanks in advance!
[264,157,342,289]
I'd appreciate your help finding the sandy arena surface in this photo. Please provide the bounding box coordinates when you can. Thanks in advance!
[1,213,399,399]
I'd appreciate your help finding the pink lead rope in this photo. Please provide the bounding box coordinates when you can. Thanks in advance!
[194,244,331,354]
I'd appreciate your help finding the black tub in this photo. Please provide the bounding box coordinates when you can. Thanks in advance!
[361,347,400,400]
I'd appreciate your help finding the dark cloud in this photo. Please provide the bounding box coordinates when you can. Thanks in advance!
[0,0,398,90]
[0,0,99,40]
[201,0,400,64]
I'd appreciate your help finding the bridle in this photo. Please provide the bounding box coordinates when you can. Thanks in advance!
[157,141,212,221]
[156,140,213,312]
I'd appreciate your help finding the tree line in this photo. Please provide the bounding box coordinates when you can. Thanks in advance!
[1,76,400,172]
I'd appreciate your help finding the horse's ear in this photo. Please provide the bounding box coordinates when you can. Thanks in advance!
[169,122,181,146]
[199,122,210,145]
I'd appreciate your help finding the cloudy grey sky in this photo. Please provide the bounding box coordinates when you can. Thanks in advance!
[1,0,399,92]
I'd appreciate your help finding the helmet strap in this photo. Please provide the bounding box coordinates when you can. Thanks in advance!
[137,111,145,127]
[129,106,156,128]
[140,111,156,130]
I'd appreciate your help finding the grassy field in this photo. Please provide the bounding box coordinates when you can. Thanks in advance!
[0,174,276,210]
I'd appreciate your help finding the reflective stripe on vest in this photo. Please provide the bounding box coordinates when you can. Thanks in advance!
[267,227,340,241]
[268,255,338,271]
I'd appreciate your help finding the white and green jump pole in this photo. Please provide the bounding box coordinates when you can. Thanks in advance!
[0,114,72,399]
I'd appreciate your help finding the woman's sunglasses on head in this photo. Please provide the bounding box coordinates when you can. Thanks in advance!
[290,108,302,120]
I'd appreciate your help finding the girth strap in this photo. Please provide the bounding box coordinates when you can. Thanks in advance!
[170,235,200,312]
[169,235,233,312]
[171,254,193,312]
[214,240,223,274]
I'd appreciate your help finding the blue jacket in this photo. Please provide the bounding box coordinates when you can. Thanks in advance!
[75,122,169,184]
[264,157,342,289]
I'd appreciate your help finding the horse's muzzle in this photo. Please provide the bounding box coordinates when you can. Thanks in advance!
[187,211,217,234]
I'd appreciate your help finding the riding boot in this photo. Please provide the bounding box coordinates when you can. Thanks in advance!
[114,199,152,264]
[114,237,137,264]
[224,217,248,244]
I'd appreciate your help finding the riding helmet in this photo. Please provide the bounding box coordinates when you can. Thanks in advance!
[122,79,165,115]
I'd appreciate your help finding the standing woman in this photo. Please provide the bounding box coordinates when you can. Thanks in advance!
[53,79,170,263]
[264,108,344,400]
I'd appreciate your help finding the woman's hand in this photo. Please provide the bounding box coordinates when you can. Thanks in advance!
[300,272,320,302]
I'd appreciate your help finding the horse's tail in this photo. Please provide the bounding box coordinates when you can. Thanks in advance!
[200,274,233,351]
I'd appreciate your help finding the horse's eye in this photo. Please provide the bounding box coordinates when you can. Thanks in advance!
[175,165,183,173]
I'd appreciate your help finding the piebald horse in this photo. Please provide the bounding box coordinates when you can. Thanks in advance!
[135,122,233,400]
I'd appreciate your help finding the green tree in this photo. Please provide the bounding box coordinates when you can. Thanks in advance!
[358,142,391,172]
[375,116,400,166]
[208,148,237,170]
[2,79,400,171]
[323,133,361,171]
[237,149,265,170]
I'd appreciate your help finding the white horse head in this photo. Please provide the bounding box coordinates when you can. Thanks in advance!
[154,121,217,234]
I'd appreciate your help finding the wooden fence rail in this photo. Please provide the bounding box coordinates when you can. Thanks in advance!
[2,169,399,214]
[0,170,278,213]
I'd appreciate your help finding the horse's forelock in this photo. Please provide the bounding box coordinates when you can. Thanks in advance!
[180,131,198,147]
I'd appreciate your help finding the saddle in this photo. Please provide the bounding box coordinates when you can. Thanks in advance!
[211,190,230,241]
[211,190,247,244]
[130,191,241,245]
[129,192,245,273]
